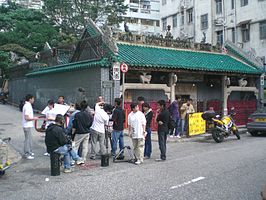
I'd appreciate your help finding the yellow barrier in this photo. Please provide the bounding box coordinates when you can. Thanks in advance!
[188,112,206,136]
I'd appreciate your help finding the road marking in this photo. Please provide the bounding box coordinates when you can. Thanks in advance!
[170,176,206,190]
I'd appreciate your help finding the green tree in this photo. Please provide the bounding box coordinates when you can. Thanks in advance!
[43,0,128,36]
[0,3,62,52]
[0,51,10,78]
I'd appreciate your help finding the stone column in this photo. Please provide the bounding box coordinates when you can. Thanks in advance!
[258,73,265,109]
[222,75,228,115]
[169,73,177,103]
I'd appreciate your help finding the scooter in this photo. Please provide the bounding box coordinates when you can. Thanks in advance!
[202,108,240,143]
[0,137,11,176]
[0,91,8,104]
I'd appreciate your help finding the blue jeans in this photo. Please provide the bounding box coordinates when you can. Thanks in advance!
[111,131,124,156]
[54,145,80,169]
[180,119,185,136]
[174,119,181,136]
[144,127,152,158]
[169,118,180,136]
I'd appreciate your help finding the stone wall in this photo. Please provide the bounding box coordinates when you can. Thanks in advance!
[8,67,112,110]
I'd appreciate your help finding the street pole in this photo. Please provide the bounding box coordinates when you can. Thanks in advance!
[122,72,125,109]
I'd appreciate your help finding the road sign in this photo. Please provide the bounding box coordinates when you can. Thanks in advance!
[120,63,128,73]
[113,62,120,81]
[102,81,113,88]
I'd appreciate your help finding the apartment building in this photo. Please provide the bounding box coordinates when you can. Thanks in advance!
[160,0,266,61]
[0,0,43,9]
[122,0,161,35]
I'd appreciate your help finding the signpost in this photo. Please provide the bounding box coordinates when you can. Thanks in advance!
[120,63,128,109]
[113,62,121,81]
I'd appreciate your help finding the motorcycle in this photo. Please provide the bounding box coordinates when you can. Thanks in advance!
[202,108,240,143]
[0,137,11,177]
[0,91,8,104]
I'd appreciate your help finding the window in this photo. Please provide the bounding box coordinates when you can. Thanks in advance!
[173,15,177,28]
[130,8,138,12]
[231,0,234,9]
[156,20,160,27]
[162,0,167,5]
[232,28,236,43]
[260,21,266,39]
[217,30,223,45]
[141,19,154,26]
[241,0,248,6]
[241,23,250,42]
[162,18,167,31]
[201,14,208,29]
[216,0,222,14]
[181,11,184,25]
[127,18,138,24]
[187,8,193,23]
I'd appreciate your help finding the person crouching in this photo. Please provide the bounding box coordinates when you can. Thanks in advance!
[45,114,84,173]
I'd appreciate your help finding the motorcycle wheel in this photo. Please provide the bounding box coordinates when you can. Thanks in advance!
[212,130,224,143]
[0,170,5,176]
[234,130,241,140]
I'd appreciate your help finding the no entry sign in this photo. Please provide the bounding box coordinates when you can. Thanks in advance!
[120,63,128,73]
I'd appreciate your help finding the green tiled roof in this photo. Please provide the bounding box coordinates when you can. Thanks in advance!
[117,43,262,74]
[224,44,262,68]
[26,59,110,77]
[86,26,98,37]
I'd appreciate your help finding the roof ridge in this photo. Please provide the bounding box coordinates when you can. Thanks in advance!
[117,41,227,56]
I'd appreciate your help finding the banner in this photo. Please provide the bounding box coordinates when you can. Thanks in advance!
[188,112,206,136]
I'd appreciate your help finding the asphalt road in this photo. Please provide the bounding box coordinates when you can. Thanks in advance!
[0,104,266,200]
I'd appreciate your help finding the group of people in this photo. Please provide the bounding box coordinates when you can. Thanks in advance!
[168,96,195,139]
[21,93,196,173]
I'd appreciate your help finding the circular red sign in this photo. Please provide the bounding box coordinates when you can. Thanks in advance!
[120,63,128,73]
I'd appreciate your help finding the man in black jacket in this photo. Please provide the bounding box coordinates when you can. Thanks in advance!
[45,114,84,173]
[111,98,125,158]
[156,100,170,161]
[72,100,93,161]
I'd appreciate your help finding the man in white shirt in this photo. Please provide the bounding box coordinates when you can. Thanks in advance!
[128,103,146,165]
[22,94,38,160]
[43,100,57,129]
[90,102,109,160]
[42,100,57,156]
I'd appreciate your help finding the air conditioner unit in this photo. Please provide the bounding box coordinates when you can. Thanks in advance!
[214,18,224,26]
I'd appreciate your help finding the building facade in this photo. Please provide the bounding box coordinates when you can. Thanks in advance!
[160,0,266,63]
[121,0,161,35]
[0,0,43,9]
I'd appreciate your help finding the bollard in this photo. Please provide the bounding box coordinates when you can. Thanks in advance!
[50,152,60,176]
[101,154,109,167]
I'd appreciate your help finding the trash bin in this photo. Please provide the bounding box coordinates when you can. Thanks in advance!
[50,152,60,176]
[101,154,109,167]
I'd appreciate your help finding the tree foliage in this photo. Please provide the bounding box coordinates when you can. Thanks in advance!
[0,51,10,78]
[43,0,128,36]
[0,3,62,52]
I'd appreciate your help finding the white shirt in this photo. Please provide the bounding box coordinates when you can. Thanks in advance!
[22,101,34,128]
[44,108,57,129]
[128,111,146,139]
[91,104,109,134]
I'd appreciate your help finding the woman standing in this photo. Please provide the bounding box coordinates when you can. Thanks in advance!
[143,103,153,159]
